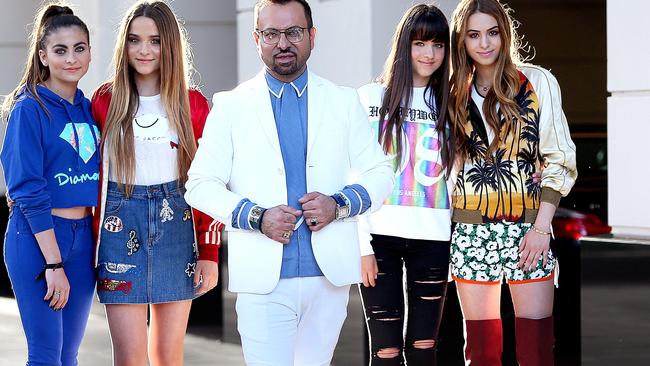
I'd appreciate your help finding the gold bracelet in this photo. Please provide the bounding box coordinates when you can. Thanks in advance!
[532,225,551,236]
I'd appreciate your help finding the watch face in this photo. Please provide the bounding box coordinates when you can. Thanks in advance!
[336,205,350,220]
[251,206,263,222]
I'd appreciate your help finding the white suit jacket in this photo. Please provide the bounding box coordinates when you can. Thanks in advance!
[185,70,394,294]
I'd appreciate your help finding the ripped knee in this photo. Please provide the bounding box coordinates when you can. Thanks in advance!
[376,347,401,359]
[366,305,402,322]
[412,339,436,349]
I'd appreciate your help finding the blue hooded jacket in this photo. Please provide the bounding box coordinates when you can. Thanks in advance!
[1,85,100,234]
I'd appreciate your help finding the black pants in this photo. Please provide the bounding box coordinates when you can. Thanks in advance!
[359,234,450,366]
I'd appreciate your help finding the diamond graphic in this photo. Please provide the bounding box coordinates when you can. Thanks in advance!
[59,123,101,163]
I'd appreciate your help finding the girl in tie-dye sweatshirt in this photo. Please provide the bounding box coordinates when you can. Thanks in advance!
[356,4,456,365]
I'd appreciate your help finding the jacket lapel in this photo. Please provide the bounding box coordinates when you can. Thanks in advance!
[251,70,282,154]
[307,71,326,158]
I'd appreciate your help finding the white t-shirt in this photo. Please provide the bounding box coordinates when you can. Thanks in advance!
[109,95,178,185]
[356,83,454,255]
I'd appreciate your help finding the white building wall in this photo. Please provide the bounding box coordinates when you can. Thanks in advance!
[0,0,237,193]
[0,0,237,105]
[236,0,457,88]
[607,0,650,236]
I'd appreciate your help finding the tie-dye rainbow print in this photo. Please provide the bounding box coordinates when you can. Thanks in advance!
[372,119,449,209]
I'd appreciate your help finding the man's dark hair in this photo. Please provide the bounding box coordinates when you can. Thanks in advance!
[254,0,313,29]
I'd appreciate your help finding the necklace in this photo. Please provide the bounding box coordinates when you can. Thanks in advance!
[134,117,159,128]
[475,80,491,93]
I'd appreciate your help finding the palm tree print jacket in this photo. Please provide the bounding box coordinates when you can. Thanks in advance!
[453,65,577,224]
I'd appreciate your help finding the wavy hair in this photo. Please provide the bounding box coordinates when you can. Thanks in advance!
[377,3,454,174]
[449,0,524,159]
[1,3,89,120]
[101,0,196,196]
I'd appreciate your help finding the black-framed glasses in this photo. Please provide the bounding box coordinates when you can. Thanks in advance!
[255,26,309,44]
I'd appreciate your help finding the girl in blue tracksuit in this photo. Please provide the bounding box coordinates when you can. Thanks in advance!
[0,5,99,365]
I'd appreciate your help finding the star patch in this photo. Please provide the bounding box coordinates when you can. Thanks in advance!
[185,262,196,278]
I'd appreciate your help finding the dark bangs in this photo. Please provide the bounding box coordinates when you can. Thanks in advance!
[410,9,449,43]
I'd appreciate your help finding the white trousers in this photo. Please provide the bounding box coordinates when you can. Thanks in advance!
[235,276,350,366]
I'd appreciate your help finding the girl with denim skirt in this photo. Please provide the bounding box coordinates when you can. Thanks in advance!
[356,4,457,365]
[447,0,577,364]
[0,4,99,365]
[90,1,222,364]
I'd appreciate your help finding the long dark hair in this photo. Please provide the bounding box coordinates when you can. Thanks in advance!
[378,3,454,175]
[1,3,89,119]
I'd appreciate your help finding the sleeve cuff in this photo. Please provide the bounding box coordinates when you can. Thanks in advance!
[231,199,254,230]
[540,187,561,207]
[26,212,54,234]
[198,242,219,262]
[341,184,372,217]
[360,242,374,256]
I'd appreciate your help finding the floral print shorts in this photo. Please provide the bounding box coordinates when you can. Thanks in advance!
[450,222,555,284]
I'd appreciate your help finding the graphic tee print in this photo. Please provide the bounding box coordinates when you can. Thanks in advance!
[59,123,100,163]
[368,87,449,209]
[109,94,179,185]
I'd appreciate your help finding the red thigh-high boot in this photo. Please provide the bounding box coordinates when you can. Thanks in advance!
[515,316,555,366]
[464,319,503,366]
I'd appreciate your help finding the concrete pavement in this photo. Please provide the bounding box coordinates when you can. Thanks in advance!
[0,296,246,365]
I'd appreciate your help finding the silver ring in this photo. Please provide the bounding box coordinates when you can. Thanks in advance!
[309,217,319,226]
[282,231,291,239]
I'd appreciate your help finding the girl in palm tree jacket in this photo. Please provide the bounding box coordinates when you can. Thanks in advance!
[448,0,577,365]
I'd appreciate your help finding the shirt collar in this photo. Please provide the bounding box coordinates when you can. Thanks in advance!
[264,68,308,98]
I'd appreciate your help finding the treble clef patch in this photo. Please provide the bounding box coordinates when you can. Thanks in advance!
[126,230,140,256]
[160,198,174,223]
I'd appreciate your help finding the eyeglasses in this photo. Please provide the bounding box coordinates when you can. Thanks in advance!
[255,26,309,45]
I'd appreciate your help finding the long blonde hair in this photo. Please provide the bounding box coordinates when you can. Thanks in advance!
[449,0,524,159]
[102,0,195,196]
[1,3,89,120]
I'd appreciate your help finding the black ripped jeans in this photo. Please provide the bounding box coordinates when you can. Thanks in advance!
[360,234,450,366]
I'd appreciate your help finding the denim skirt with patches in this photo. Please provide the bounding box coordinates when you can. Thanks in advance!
[97,180,198,304]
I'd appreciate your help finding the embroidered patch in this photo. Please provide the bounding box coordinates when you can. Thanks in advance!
[185,262,196,277]
[160,198,174,222]
[126,230,140,256]
[183,209,191,221]
[104,262,136,274]
[103,216,123,233]
[97,278,132,293]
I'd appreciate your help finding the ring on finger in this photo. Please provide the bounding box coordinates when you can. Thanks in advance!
[282,231,291,239]
[309,217,319,226]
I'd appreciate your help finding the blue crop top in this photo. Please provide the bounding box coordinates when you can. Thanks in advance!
[1,85,100,234]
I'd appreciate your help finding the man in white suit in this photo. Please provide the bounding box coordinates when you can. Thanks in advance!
[185,0,394,364]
